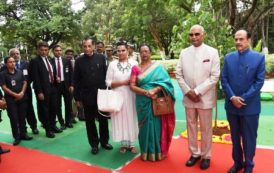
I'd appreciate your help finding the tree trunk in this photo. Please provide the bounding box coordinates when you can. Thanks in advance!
[149,23,164,51]
[265,14,269,48]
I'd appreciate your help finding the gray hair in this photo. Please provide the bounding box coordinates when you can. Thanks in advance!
[190,24,205,34]
[8,48,20,56]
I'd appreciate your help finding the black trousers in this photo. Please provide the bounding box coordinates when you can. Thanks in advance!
[56,82,72,125]
[36,85,57,132]
[6,100,27,139]
[25,85,37,130]
[83,104,109,148]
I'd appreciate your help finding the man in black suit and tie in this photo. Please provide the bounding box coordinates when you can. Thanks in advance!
[29,41,60,138]
[9,48,39,135]
[51,45,74,130]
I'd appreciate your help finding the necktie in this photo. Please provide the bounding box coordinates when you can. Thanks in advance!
[45,58,54,83]
[16,62,20,69]
[57,58,61,80]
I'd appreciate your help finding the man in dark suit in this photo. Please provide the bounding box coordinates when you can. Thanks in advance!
[221,29,265,173]
[29,41,60,138]
[8,48,39,135]
[74,38,113,155]
[64,49,85,121]
[51,45,74,130]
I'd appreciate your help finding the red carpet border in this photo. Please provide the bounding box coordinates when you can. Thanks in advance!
[1,137,274,173]
[0,143,110,173]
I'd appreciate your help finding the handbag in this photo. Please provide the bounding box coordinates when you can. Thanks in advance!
[152,88,174,116]
[97,87,124,113]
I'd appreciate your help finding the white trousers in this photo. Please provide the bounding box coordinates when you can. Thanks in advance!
[185,107,212,159]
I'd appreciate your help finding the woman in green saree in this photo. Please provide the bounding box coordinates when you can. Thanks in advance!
[130,44,175,161]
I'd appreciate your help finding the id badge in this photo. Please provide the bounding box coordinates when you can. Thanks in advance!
[11,80,16,86]
[23,69,28,75]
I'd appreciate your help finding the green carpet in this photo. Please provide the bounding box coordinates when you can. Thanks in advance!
[0,80,273,169]
[0,120,138,170]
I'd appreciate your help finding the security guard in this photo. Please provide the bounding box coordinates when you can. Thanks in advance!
[0,57,32,146]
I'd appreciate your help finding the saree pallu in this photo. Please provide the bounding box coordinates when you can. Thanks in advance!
[132,62,175,161]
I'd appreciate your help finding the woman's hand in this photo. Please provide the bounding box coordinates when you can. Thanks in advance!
[111,80,130,88]
[144,86,161,99]
[144,89,157,99]
[123,80,130,86]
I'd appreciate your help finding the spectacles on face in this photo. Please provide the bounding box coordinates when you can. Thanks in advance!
[189,33,201,37]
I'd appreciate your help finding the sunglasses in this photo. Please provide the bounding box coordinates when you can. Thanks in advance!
[189,33,201,37]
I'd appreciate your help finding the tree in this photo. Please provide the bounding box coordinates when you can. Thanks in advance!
[0,0,82,56]
[119,0,184,56]
[176,0,274,51]
[83,0,184,56]
[82,0,125,44]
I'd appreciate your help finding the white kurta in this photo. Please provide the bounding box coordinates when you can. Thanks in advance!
[106,59,139,142]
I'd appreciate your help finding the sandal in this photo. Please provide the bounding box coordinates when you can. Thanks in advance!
[119,147,127,153]
[129,147,138,154]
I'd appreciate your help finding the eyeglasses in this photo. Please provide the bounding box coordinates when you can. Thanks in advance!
[189,33,201,37]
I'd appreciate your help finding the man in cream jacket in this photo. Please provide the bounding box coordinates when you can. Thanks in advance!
[176,24,220,170]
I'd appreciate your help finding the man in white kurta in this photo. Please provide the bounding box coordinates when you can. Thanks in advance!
[176,25,220,170]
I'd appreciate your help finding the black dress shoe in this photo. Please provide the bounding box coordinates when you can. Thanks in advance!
[101,143,113,150]
[243,170,252,173]
[32,128,39,134]
[13,139,21,146]
[185,156,201,167]
[200,159,210,170]
[46,131,55,138]
[78,117,85,121]
[65,123,73,128]
[228,165,244,173]
[91,147,99,155]
[0,148,10,154]
[52,126,62,133]
[20,134,33,140]
[60,125,66,131]
[71,118,77,124]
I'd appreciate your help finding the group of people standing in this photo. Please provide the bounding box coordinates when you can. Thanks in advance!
[73,38,175,159]
[0,24,265,173]
[0,44,80,147]
[176,25,264,173]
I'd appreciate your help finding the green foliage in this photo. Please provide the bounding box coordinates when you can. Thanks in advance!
[0,0,82,56]
[151,55,162,60]
[83,0,184,56]
[82,0,124,44]
[253,39,262,52]
[172,11,235,58]
[158,59,178,72]
[265,54,274,74]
